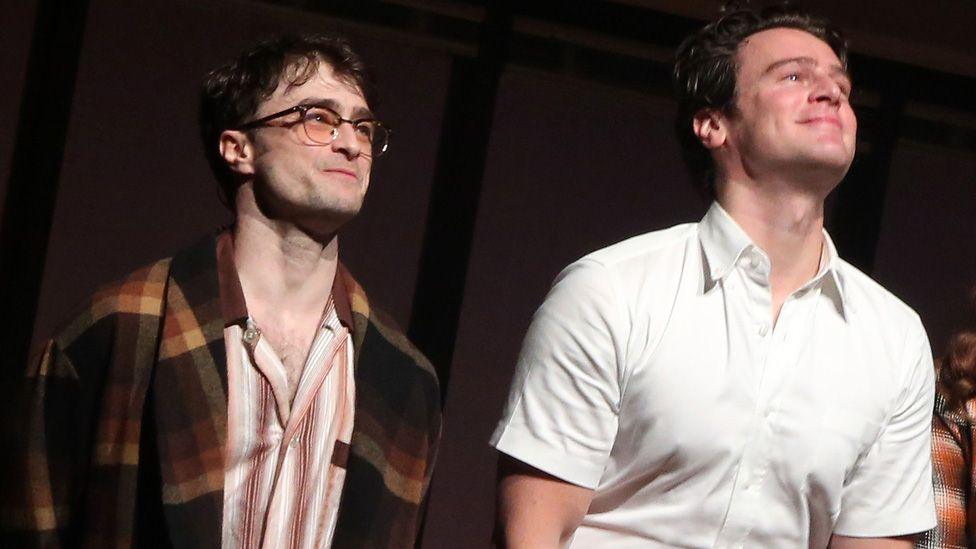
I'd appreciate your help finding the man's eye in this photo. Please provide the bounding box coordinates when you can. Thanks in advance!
[784,73,800,82]
[355,122,375,138]
[305,109,339,125]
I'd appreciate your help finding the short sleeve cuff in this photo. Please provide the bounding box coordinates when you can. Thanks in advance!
[491,422,606,489]
[832,502,936,537]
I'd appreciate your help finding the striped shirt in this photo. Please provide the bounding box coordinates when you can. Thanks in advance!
[221,296,355,549]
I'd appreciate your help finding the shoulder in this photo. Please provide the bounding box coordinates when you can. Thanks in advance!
[338,269,440,418]
[579,222,698,272]
[365,304,439,387]
[31,255,173,383]
[550,222,699,305]
[834,258,924,333]
[53,257,172,349]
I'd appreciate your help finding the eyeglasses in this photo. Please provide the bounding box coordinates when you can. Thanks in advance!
[236,104,390,157]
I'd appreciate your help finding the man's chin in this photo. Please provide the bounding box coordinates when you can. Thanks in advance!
[797,145,854,171]
[783,154,853,191]
[300,202,362,229]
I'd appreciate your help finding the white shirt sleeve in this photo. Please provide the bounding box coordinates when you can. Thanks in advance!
[833,315,937,536]
[490,259,625,489]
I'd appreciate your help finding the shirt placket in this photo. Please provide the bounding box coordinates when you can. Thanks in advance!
[242,318,341,547]
[716,265,824,548]
[716,251,780,547]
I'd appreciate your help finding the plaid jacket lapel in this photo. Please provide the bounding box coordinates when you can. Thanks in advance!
[332,265,442,548]
[151,234,228,547]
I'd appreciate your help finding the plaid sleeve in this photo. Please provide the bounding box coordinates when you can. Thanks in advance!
[915,402,971,549]
[1,338,95,546]
[1,261,168,548]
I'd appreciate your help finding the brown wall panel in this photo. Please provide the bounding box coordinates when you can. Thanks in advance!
[30,0,448,350]
[873,141,976,355]
[0,0,39,216]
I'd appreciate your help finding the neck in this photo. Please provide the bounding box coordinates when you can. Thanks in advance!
[717,177,825,303]
[232,202,338,322]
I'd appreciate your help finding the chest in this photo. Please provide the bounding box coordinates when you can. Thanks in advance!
[257,319,321,392]
[613,286,897,494]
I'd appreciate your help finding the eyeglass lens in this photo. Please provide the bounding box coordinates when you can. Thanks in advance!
[301,107,388,155]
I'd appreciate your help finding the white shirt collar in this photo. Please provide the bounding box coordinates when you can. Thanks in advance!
[698,201,849,315]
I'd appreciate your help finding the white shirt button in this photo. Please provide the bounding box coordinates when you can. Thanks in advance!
[758,325,769,337]
[289,437,299,448]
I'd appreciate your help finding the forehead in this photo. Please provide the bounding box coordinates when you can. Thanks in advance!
[736,27,842,75]
[261,61,368,114]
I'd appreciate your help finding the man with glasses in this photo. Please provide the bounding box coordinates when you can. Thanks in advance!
[492,5,935,548]
[4,34,440,548]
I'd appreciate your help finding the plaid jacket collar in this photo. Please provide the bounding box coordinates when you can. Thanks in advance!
[214,231,355,330]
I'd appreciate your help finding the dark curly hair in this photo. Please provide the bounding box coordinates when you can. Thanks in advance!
[672,3,848,198]
[938,288,976,413]
[199,34,376,207]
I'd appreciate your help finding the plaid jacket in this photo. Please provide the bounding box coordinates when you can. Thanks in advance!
[2,234,441,548]
[916,390,975,549]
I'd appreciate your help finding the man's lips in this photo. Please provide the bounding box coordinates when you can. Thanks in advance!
[324,168,358,179]
[799,116,842,129]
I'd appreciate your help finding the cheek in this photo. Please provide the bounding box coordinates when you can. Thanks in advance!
[841,107,858,142]
[359,159,373,184]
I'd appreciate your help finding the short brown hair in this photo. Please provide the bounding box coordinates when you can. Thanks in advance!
[672,3,847,198]
[939,287,976,413]
[199,34,375,206]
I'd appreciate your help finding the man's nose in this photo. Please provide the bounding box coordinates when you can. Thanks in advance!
[810,72,841,104]
[331,123,363,158]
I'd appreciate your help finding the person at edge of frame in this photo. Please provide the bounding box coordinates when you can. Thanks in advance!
[491,3,936,548]
[0,33,440,548]
[917,286,976,549]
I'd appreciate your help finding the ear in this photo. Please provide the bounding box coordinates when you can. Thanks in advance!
[219,130,256,176]
[692,109,728,150]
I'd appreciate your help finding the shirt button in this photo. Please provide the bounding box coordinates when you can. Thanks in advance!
[243,327,260,344]
[289,437,299,448]
[758,325,769,337]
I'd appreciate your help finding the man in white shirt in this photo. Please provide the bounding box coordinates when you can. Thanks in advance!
[492,5,935,548]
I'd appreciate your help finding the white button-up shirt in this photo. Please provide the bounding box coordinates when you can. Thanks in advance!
[492,203,936,547]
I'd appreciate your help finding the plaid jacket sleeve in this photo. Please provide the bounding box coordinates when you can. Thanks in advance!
[1,260,169,548]
[916,394,974,549]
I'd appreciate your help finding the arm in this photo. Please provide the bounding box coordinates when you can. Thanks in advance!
[832,318,937,541]
[495,455,594,548]
[490,260,624,546]
[829,534,915,548]
[1,340,89,546]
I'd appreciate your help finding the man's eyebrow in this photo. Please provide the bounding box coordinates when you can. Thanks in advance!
[350,106,375,120]
[297,97,375,119]
[763,56,816,74]
[829,65,852,83]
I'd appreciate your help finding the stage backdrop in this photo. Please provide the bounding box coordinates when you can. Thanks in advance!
[2,1,974,547]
